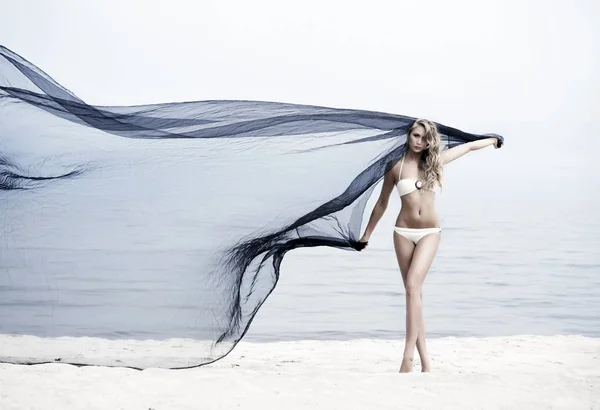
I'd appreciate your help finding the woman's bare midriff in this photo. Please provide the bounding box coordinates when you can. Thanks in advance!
[395,190,440,228]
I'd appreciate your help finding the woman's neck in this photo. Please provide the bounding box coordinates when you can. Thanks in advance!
[405,150,423,162]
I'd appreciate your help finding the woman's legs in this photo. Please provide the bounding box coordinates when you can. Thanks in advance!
[394,231,440,372]
[394,233,421,364]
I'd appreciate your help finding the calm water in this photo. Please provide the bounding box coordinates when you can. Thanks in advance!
[247,160,600,341]
[2,149,599,342]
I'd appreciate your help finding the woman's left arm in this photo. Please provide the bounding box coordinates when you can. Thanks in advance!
[441,137,501,165]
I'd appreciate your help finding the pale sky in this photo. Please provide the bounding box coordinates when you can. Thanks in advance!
[1,0,599,182]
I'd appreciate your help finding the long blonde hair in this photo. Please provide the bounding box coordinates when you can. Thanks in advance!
[407,119,443,190]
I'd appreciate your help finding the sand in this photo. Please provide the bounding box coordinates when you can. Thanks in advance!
[1,335,599,409]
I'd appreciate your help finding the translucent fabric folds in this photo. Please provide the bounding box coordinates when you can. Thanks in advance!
[0,45,503,369]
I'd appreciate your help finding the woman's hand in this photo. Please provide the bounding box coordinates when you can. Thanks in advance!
[493,137,503,149]
[355,240,368,251]
[355,234,369,251]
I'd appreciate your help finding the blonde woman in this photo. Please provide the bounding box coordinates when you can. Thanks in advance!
[358,119,502,373]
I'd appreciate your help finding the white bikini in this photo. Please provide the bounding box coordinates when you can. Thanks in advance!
[393,155,441,245]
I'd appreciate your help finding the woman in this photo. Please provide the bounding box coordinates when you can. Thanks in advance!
[357,119,502,373]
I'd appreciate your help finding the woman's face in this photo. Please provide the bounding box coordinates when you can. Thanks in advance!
[408,124,429,153]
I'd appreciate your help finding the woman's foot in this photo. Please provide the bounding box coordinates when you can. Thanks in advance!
[399,356,414,373]
[420,358,431,372]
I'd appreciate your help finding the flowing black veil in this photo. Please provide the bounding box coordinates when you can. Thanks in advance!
[0,45,503,369]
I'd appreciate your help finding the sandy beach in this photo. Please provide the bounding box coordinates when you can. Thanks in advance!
[1,335,598,409]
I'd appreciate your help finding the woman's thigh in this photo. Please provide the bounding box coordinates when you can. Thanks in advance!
[405,233,441,289]
[393,232,415,286]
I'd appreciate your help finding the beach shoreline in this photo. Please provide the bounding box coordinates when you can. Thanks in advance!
[1,335,598,409]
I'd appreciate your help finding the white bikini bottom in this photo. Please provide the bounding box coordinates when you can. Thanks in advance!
[393,226,441,245]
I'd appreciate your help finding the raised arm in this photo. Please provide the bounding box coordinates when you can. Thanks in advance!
[357,164,397,247]
[441,137,501,165]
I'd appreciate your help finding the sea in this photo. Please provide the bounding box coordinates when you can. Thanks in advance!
[247,146,600,341]
[1,132,599,344]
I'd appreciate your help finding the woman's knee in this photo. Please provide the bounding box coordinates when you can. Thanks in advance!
[405,281,422,296]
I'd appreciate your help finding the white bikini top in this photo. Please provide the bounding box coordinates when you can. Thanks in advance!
[396,156,436,197]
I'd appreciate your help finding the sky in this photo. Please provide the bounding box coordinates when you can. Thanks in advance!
[1,0,598,183]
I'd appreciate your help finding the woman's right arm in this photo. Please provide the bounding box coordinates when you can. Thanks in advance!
[359,165,396,244]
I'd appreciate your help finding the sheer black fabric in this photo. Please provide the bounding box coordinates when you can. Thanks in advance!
[0,45,503,369]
